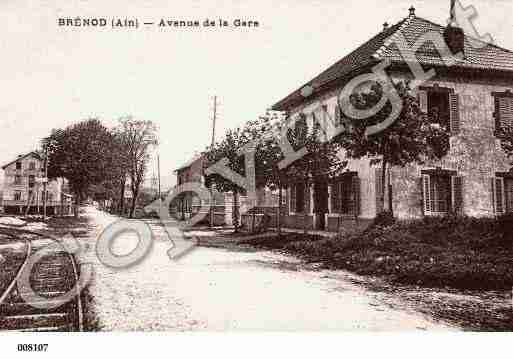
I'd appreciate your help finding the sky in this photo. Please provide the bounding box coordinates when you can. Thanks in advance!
[0,0,511,189]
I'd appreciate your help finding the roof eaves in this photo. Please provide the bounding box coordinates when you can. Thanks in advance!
[1,151,41,170]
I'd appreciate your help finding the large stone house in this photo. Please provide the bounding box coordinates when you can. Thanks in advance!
[1,152,73,215]
[271,7,513,232]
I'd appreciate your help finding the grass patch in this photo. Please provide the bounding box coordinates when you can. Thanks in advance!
[245,215,513,291]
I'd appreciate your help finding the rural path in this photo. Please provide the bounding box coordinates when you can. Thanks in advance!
[78,206,456,331]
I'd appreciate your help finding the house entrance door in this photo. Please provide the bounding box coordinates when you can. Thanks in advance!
[314,181,329,230]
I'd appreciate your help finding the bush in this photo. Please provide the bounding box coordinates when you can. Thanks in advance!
[372,211,396,227]
[271,216,513,291]
[496,213,513,245]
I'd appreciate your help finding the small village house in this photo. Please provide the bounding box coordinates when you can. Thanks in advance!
[270,6,513,232]
[173,153,229,225]
[1,152,73,215]
[173,152,278,227]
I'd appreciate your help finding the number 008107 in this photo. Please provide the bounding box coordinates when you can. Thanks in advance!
[17,344,48,352]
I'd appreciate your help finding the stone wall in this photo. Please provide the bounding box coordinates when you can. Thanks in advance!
[390,75,513,219]
[285,72,513,221]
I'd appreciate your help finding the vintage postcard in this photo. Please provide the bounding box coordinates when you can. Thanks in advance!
[0,0,512,356]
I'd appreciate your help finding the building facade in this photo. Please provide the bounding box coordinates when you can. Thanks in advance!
[271,7,513,232]
[172,153,228,225]
[1,152,73,215]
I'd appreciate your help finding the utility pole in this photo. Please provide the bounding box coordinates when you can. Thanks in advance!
[210,96,218,228]
[157,153,162,214]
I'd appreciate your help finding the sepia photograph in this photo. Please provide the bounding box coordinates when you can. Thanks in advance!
[0,0,512,356]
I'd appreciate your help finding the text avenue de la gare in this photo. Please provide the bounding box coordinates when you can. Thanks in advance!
[58,17,260,28]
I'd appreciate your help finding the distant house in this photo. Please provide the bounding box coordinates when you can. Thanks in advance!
[172,153,227,225]
[1,152,73,215]
[271,7,513,231]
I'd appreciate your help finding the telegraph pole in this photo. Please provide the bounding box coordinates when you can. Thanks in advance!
[157,153,162,213]
[210,96,218,228]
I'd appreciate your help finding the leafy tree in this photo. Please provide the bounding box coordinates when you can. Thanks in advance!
[105,130,132,215]
[204,127,247,231]
[44,119,114,216]
[279,113,346,233]
[337,81,448,214]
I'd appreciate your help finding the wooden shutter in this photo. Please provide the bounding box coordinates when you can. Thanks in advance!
[351,176,361,216]
[331,182,340,213]
[422,174,431,214]
[290,186,296,213]
[505,179,513,213]
[451,176,464,214]
[375,167,384,214]
[491,177,505,215]
[418,90,428,113]
[498,97,513,132]
[449,93,461,135]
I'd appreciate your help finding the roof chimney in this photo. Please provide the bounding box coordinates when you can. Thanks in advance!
[444,0,465,56]
[408,6,415,17]
[383,22,389,31]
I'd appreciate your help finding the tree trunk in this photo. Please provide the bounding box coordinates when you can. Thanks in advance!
[129,187,139,218]
[74,192,81,218]
[304,179,308,235]
[277,186,282,237]
[381,159,387,213]
[388,167,394,217]
[233,191,240,233]
[119,178,126,215]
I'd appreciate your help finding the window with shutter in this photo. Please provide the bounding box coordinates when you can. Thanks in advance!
[493,91,513,135]
[290,187,296,214]
[351,176,361,216]
[418,90,428,113]
[422,171,456,216]
[451,176,464,214]
[505,178,513,213]
[491,177,505,215]
[419,86,452,153]
[428,91,450,130]
[449,93,460,135]
[422,175,431,213]
[498,97,513,130]
[330,173,358,215]
[303,183,310,214]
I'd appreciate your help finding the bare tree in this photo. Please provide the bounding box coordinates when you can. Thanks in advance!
[117,117,158,218]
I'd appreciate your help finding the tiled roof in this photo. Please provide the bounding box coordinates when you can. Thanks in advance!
[174,153,203,172]
[273,13,513,111]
